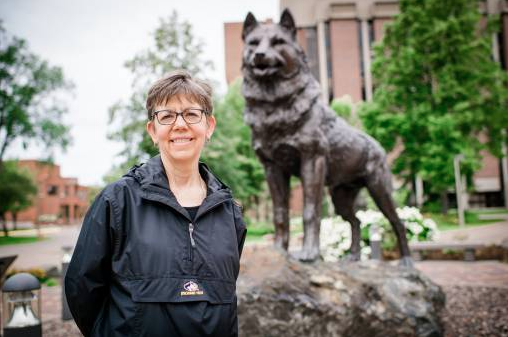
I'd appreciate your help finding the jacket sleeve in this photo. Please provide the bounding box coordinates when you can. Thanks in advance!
[64,191,117,336]
[232,202,247,259]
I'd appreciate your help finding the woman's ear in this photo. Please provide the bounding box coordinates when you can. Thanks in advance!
[206,115,216,140]
[146,120,158,145]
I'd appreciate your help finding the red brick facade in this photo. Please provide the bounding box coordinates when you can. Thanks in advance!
[6,160,89,224]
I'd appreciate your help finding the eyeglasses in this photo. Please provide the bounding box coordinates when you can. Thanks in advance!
[151,108,206,125]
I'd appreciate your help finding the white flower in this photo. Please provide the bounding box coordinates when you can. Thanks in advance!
[397,206,423,221]
[356,209,384,226]
[319,206,438,260]
[423,218,437,231]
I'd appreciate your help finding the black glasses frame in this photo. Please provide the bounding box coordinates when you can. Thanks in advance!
[151,108,207,125]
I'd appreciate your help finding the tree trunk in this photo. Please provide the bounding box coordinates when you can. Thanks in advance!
[254,195,260,222]
[1,214,8,237]
[440,191,449,215]
[13,213,17,231]
[0,135,11,167]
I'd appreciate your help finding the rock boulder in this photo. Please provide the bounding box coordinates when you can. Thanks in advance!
[237,246,445,337]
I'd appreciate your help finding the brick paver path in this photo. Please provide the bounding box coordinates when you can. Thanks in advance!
[41,284,82,336]
[0,225,81,270]
[436,221,508,245]
[415,260,508,288]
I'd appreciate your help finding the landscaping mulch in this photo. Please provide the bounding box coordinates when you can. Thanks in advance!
[442,285,508,337]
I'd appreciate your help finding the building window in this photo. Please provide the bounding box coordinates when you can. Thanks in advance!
[302,27,320,82]
[77,190,87,201]
[325,21,333,101]
[47,185,58,196]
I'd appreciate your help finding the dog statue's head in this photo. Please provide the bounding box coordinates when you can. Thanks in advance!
[242,9,305,80]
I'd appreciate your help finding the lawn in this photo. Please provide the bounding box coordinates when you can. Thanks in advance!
[245,218,303,243]
[0,236,43,245]
[246,208,507,243]
[425,209,507,232]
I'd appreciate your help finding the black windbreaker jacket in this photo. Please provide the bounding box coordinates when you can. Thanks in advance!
[65,155,247,337]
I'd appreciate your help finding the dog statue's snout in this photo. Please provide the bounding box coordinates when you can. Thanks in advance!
[253,38,270,61]
[254,52,266,63]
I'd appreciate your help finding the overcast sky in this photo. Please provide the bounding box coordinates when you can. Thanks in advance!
[0,0,278,186]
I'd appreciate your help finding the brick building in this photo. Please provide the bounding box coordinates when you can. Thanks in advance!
[224,0,508,209]
[6,160,89,224]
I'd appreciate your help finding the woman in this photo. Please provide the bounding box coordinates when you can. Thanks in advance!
[65,70,247,337]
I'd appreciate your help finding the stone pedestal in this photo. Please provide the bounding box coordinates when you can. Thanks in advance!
[237,246,445,337]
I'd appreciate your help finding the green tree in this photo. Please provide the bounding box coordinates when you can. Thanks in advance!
[202,79,265,209]
[330,95,363,129]
[0,22,73,165]
[107,10,214,172]
[0,161,37,236]
[360,0,508,212]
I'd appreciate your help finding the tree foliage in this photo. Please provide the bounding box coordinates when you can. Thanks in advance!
[360,0,508,196]
[201,79,265,209]
[330,95,363,129]
[107,10,214,170]
[0,22,72,165]
[0,161,37,236]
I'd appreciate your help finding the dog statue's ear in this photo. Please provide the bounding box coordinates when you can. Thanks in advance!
[280,9,296,39]
[242,12,259,41]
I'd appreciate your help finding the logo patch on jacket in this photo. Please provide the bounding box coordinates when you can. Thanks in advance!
[181,281,204,296]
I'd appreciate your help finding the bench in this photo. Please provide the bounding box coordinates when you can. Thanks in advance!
[409,242,485,261]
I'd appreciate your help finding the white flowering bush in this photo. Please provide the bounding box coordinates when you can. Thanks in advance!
[320,206,439,261]
[320,218,352,262]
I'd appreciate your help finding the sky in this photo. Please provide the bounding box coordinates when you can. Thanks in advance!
[0,0,279,186]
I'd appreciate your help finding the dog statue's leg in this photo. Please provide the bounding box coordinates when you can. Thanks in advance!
[366,168,414,268]
[299,155,326,262]
[265,163,291,251]
[330,186,362,261]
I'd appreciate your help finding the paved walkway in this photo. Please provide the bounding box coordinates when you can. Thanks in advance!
[415,260,508,288]
[435,221,508,245]
[0,225,81,270]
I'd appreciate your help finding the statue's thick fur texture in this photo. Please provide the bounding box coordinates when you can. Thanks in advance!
[242,10,412,264]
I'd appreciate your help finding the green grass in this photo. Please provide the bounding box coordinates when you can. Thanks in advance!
[425,209,506,232]
[246,209,506,241]
[245,221,273,244]
[44,277,59,287]
[0,236,43,245]
[468,208,508,215]
[245,218,303,243]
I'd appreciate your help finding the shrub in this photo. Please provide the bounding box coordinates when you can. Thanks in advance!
[320,207,438,261]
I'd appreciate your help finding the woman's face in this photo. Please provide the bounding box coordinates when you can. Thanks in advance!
[146,95,215,165]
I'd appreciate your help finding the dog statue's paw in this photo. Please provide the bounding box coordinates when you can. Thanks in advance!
[339,253,361,264]
[296,248,320,263]
[398,256,414,269]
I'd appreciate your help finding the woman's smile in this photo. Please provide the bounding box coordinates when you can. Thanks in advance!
[170,137,194,144]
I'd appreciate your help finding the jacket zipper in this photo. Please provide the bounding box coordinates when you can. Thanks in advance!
[188,222,195,261]
[187,199,231,262]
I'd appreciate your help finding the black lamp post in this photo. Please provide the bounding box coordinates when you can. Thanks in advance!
[2,273,42,337]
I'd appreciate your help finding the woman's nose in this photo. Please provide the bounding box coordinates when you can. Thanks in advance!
[173,114,188,128]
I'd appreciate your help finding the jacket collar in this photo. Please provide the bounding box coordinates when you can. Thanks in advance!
[125,155,232,222]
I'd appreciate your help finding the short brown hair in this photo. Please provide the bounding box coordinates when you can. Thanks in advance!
[146,69,213,120]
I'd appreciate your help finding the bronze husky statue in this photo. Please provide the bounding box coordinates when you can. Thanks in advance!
[241,9,412,266]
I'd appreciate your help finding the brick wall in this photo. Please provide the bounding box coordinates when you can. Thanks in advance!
[6,160,89,224]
